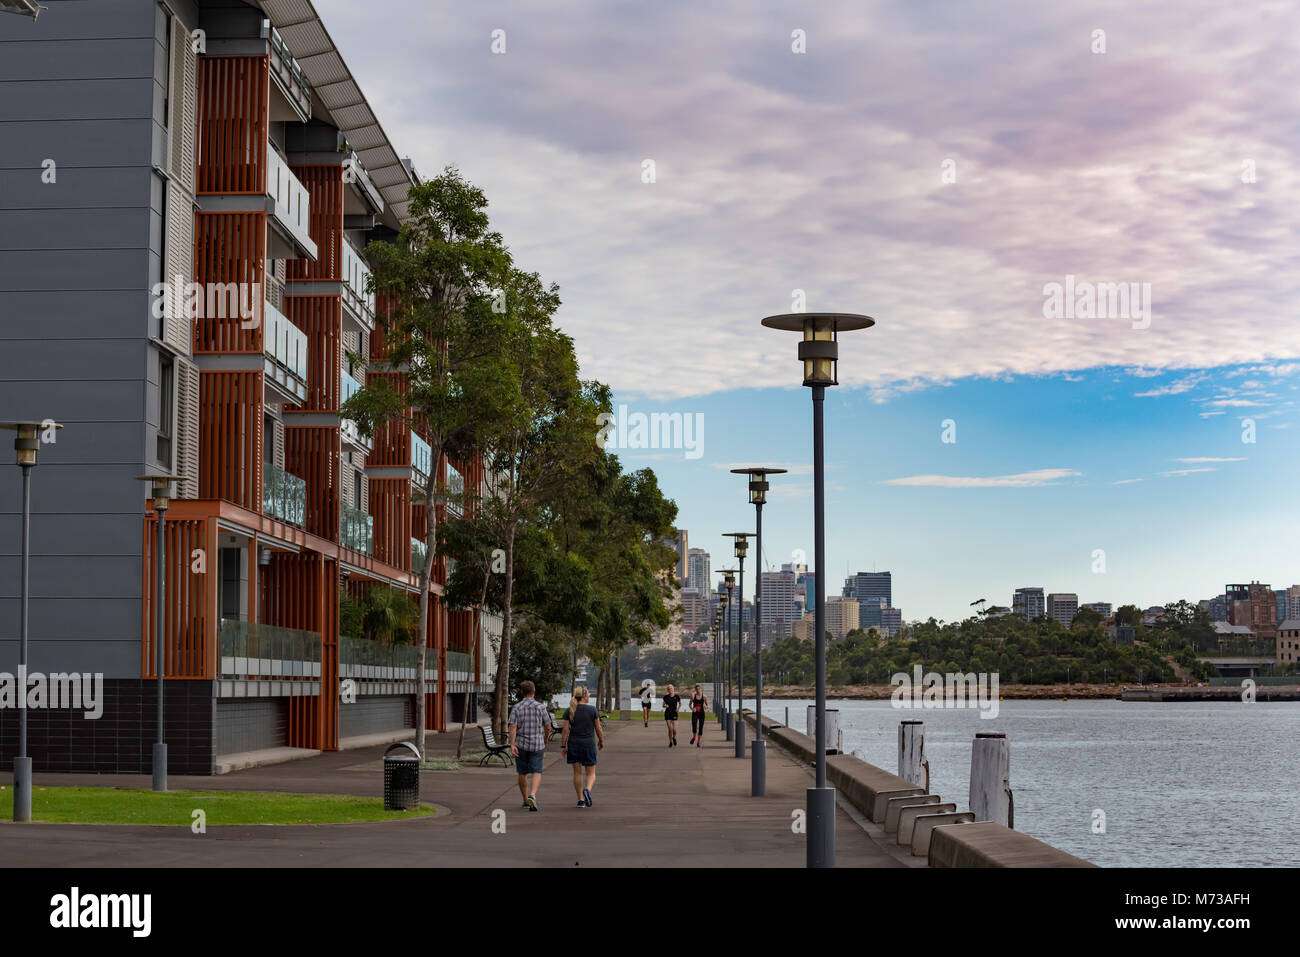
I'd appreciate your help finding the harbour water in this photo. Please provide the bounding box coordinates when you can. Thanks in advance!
[736,696,1300,867]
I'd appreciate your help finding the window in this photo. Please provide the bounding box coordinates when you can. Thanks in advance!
[353,469,362,510]
[156,353,175,466]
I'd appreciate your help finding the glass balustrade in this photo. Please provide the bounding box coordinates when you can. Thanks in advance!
[340,502,373,555]
[263,461,306,526]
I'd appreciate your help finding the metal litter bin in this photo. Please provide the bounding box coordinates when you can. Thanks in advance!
[383,741,421,810]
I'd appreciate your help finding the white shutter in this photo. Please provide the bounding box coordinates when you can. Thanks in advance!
[170,18,197,194]
[174,357,201,499]
[162,180,193,354]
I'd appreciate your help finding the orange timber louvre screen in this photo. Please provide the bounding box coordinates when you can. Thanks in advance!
[284,426,339,541]
[369,477,412,571]
[286,166,343,281]
[142,516,217,679]
[260,552,339,750]
[193,212,266,354]
[198,370,263,512]
[284,296,341,412]
[196,56,269,194]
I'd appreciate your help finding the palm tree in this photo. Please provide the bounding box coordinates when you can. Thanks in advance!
[361,587,419,646]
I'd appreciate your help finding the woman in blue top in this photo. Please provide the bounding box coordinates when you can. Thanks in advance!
[561,686,604,807]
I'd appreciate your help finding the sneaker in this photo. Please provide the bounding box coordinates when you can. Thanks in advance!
[521,802,530,809]
[696,740,702,748]
[690,735,696,744]
[576,801,586,808]
[583,787,593,807]
[526,796,539,812]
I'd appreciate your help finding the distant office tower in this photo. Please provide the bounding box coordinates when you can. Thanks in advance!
[859,602,883,630]
[823,598,859,639]
[1199,595,1228,621]
[791,614,814,640]
[1012,587,1046,621]
[879,607,903,637]
[672,529,688,585]
[1082,602,1112,618]
[687,547,711,596]
[1046,593,1079,627]
[801,570,816,612]
[1277,591,1288,627]
[1227,582,1278,641]
[680,587,708,631]
[845,571,892,608]
[761,568,798,639]
[1285,585,1300,621]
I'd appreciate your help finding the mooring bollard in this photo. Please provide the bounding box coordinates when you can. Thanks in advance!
[969,731,1013,828]
[807,705,840,753]
[898,719,929,791]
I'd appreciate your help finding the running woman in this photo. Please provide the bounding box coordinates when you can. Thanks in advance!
[662,684,682,747]
[689,684,708,747]
[637,680,654,726]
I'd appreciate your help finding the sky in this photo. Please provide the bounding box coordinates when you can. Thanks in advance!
[315,0,1300,622]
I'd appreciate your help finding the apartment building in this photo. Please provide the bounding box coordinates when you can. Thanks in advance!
[1046,593,1078,627]
[1012,586,1046,621]
[823,598,859,640]
[686,547,711,597]
[760,567,798,639]
[0,0,492,773]
[1081,602,1112,618]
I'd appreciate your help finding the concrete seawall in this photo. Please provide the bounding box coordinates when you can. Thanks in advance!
[744,711,1095,868]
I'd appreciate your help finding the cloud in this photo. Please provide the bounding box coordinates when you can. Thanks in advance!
[311,0,1300,401]
[1203,399,1264,407]
[1160,468,1216,476]
[881,468,1080,488]
[1134,374,1206,398]
[1111,478,1144,484]
[1174,457,1245,463]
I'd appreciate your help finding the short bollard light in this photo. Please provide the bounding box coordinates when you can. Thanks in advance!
[383,741,422,811]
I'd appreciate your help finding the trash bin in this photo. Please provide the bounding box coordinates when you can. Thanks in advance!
[383,741,421,811]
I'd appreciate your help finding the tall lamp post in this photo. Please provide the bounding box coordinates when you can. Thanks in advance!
[718,570,736,741]
[723,533,750,758]
[713,606,724,729]
[1,420,61,822]
[731,467,786,796]
[135,473,180,792]
[762,311,874,868]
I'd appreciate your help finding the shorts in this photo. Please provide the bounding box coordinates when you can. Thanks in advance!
[565,744,598,766]
[640,700,652,710]
[514,748,544,775]
[664,711,678,722]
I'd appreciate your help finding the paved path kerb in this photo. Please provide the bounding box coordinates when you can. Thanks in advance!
[0,718,906,868]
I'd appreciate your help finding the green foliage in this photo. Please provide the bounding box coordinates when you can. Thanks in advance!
[508,617,572,706]
[359,586,419,646]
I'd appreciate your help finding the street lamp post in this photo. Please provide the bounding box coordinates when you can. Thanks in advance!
[2,420,61,822]
[723,534,750,758]
[718,570,736,741]
[713,607,724,728]
[135,473,180,792]
[762,311,874,868]
[731,467,787,796]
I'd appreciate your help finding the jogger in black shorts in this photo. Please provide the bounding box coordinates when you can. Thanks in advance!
[662,684,681,747]
[689,684,707,747]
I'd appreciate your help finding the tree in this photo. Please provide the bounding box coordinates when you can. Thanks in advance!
[343,167,513,757]
[1115,604,1142,627]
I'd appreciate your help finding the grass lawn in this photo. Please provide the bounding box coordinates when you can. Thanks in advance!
[0,786,435,826]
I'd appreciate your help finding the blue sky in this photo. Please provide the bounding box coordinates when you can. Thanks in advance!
[313,0,1300,621]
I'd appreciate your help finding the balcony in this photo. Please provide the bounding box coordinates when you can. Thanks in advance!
[339,635,429,694]
[340,502,373,556]
[341,238,375,332]
[218,620,321,697]
[263,299,308,403]
[267,145,317,261]
[264,21,313,122]
[263,461,306,526]
[340,370,372,452]
[446,462,464,518]
[411,536,427,574]
[411,432,433,486]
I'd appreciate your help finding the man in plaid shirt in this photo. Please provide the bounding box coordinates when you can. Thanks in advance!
[508,680,551,811]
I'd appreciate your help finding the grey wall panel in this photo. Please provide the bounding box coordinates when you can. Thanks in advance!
[0,207,152,249]
[216,699,288,756]
[0,381,144,423]
[0,555,143,598]
[0,512,145,556]
[0,291,151,338]
[0,38,155,81]
[0,338,147,381]
[0,78,154,121]
[0,118,156,168]
[0,598,140,641]
[0,167,153,210]
[0,0,156,41]
[0,639,142,679]
[0,249,151,290]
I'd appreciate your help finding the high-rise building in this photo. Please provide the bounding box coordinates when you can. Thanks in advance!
[1046,593,1079,627]
[1227,582,1278,641]
[1012,587,1046,621]
[1199,595,1228,621]
[0,0,496,773]
[860,602,883,630]
[760,568,798,639]
[879,606,903,637]
[823,598,859,640]
[671,529,688,586]
[1285,585,1300,621]
[844,571,891,607]
[1081,602,1112,618]
[687,548,711,597]
[680,587,708,631]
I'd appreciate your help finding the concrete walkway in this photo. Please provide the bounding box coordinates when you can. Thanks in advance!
[0,718,906,867]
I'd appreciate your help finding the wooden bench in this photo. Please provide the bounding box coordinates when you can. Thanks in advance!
[479,724,511,767]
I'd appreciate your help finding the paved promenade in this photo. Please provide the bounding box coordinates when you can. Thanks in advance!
[0,717,910,868]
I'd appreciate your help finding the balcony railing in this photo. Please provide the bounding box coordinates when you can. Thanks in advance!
[446,650,472,679]
[445,462,464,518]
[263,299,308,402]
[411,431,432,484]
[265,22,313,120]
[411,536,427,574]
[339,370,372,451]
[340,502,373,555]
[339,634,426,690]
[341,239,374,328]
[267,143,316,259]
[263,461,306,526]
[220,620,321,682]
